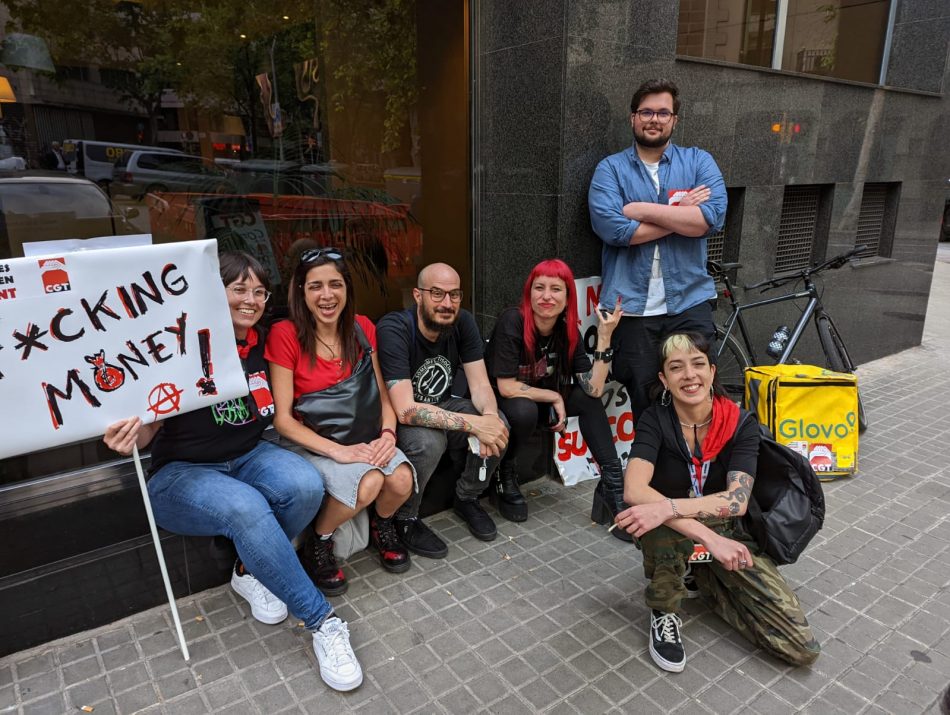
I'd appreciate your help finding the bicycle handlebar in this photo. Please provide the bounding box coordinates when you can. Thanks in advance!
[743,245,867,292]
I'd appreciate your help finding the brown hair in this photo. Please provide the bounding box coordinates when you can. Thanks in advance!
[630,79,681,115]
[218,251,270,291]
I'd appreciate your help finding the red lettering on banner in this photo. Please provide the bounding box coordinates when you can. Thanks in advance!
[556,430,588,461]
[616,411,635,442]
[585,285,601,317]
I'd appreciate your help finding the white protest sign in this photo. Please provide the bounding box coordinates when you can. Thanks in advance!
[0,240,248,460]
[553,275,635,485]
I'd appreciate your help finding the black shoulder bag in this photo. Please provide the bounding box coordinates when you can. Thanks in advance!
[294,322,382,445]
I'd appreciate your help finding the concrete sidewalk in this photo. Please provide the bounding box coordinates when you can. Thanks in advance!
[2,248,949,715]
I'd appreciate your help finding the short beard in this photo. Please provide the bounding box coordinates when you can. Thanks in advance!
[634,131,670,149]
[420,308,457,338]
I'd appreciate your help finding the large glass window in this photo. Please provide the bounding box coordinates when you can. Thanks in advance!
[0,0,469,486]
[677,0,892,84]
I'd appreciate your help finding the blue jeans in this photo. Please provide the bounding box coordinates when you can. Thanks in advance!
[147,440,332,630]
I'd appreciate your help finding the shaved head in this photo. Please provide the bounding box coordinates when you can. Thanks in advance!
[415,262,462,339]
[418,263,459,289]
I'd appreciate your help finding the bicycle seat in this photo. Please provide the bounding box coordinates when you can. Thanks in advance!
[719,262,742,271]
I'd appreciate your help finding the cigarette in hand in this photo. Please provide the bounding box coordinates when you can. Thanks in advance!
[607,523,619,533]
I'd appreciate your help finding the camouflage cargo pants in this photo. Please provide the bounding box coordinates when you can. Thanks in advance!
[639,520,820,667]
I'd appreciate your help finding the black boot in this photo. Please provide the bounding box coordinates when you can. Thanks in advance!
[590,459,633,543]
[490,460,528,522]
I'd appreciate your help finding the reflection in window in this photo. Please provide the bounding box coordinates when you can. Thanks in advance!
[0,0,469,485]
[677,0,776,68]
[783,0,890,84]
[677,0,892,85]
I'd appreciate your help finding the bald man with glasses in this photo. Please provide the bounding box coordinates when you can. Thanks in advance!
[377,263,509,558]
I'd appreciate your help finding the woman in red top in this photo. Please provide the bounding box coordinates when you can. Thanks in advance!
[267,248,414,596]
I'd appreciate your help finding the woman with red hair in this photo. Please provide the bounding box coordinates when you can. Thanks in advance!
[486,259,626,531]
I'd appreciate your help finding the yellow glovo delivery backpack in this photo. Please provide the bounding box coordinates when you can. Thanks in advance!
[744,365,858,480]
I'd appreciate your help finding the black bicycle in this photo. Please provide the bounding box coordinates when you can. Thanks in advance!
[709,246,868,433]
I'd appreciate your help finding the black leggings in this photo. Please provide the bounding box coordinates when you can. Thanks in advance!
[498,385,617,468]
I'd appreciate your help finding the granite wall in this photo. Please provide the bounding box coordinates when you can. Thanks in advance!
[475,0,950,365]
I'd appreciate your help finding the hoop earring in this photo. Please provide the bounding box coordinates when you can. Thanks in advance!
[709,386,715,401]
[660,388,671,406]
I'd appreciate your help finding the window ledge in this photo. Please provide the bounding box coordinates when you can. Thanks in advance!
[674,56,943,99]
[851,256,895,269]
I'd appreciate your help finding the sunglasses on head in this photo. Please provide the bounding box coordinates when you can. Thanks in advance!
[300,247,344,264]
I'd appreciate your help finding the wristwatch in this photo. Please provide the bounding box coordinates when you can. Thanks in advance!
[593,348,614,363]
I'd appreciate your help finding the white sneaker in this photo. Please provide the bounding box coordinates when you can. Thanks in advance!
[230,568,288,625]
[312,616,363,691]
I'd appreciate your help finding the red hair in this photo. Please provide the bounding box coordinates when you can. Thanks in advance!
[520,259,580,367]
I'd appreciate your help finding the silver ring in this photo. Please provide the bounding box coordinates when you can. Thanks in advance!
[738,559,748,566]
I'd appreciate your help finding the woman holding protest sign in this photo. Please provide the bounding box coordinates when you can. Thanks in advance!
[266,247,415,596]
[613,332,819,674]
[103,251,363,693]
[485,258,627,533]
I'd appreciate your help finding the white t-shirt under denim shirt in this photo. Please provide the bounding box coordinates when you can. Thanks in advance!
[641,160,667,316]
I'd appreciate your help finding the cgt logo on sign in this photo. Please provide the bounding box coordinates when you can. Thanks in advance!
[39,257,71,293]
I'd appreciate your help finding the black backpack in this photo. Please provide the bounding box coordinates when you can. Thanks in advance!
[742,421,825,565]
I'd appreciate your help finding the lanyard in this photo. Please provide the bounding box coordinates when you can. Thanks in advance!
[690,459,710,497]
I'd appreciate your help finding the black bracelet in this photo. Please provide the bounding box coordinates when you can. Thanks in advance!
[592,348,614,363]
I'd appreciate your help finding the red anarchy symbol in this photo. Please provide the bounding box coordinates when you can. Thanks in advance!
[147,382,183,417]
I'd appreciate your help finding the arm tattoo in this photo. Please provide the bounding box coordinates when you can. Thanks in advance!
[401,405,474,432]
[519,383,531,392]
[576,370,596,396]
[386,379,401,389]
[713,470,754,513]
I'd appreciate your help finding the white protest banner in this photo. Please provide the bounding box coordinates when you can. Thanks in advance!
[553,275,635,485]
[0,240,248,460]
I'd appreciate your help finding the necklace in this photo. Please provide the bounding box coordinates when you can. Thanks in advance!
[316,335,342,364]
[679,414,712,429]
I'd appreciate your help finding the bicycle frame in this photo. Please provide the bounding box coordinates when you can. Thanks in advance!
[716,278,822,365]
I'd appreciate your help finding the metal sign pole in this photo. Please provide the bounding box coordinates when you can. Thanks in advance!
[132,445,190,661]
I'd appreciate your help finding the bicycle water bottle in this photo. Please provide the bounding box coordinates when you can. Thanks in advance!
[766,325,790,359]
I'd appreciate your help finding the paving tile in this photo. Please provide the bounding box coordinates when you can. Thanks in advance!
[20,692,68,715]
[64,675,111,709]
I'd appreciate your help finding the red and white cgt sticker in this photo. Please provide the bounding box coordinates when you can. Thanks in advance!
[247,371,274,417]
[38,257,71,294]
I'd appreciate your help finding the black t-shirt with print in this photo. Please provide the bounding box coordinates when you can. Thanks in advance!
[377,308,484,405]
[628,403,759,499]
[148,327,276,473]
[486,307,591,392]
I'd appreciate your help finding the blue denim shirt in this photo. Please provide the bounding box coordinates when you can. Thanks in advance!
[588,142,727,315]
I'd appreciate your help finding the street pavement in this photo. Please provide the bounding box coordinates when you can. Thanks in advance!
[1,246,949,714]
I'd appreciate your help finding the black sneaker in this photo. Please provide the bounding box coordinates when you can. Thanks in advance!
[370,512,411,573]
[453,496,497,541]
[683,564,700,599]
[301,533,348,597]
[649,609,685,673]
[394,517,448,559]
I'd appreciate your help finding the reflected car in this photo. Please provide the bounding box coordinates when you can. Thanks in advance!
[228,159,342,196]
[110,151,235,199]
[0,172,140,259]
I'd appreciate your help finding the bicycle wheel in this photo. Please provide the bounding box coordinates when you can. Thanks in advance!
[714,327,750,404]
[816,315,868,434]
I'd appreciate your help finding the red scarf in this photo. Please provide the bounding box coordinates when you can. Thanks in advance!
[687,395,740,495]
[236,327,258,359]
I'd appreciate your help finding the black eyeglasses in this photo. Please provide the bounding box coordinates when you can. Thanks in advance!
[634,109,675,123]
[300,247,344,264]
[418,287,463,303]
